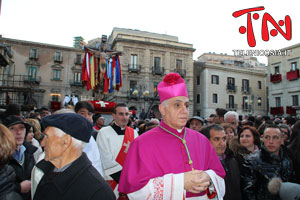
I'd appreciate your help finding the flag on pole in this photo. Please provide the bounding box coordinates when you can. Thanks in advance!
[115,56,121,91]
[82,51,92,91]
[90,55,95,89]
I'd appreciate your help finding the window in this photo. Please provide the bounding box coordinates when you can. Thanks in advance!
[258,81,262,89]
[130,80,138,95]
[212,93,218,103]
[29,48,38,59]
[176,59,182,71]
[257,97,262,106]
[211,75,219,85]
[291,62,297,71]
[196,76,200,85]
[130,54,138,69]
[52,95,59,102]
[75,54,82,64]
[292,95,299,106]
[197,94,200,104]
[154,57,161,71]
[274,66,280,74]
[53,69,61,80]
[197,111,200,116]
[229,95,234,108]
[227,77,235,85]
[275,97,281,107]
[54,52,62,62]
[28,66,37,80]
[242,79,249,91]
[74,72,81,83]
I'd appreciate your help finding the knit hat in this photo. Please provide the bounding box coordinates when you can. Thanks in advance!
[268,177,300,200]
[157,73,188,103]
[41,113,92,142]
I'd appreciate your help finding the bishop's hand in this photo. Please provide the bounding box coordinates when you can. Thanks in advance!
[184,170,211,194]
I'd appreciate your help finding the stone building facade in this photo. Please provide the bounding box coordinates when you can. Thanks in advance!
[0,29,195,117]
[0,37,91,111]
[268,43,300,117]
[107,28,195,117]
[194,53,267,118]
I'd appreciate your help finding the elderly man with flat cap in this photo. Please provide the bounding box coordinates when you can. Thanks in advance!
[118,73,225,199]
[33,113,115,200]
[189,116,205,132]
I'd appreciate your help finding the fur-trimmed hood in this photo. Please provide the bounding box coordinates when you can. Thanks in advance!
[228,136,251,156]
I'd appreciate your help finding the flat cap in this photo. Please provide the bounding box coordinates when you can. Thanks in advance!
[41,113,92,142]
[189,116,204,124]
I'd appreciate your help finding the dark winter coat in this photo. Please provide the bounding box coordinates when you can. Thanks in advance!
[229,136,252,172]
[33,152,116,200]
[221,148,242,200]
[8,141,37,200]
[0,165,23,200]
[241,145,294,200]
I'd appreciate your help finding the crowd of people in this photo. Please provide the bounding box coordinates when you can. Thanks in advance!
[0,72,300,200]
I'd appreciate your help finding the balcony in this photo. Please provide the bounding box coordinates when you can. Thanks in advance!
[286,69,299,81]
[175,69,186,78]
[152,66,164,75]
[270,106,284,115]
[241,87,251,94]
[23,75,41,84]
[128,64,141,73]
[70,80,83,87]
[226,84,237,92]
[286,106,296,115]
[226,104,237,111]
[270,73,282,83]
[242,104,252,112]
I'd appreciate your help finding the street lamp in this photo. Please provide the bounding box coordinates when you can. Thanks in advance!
[143,90,149,97]
[245,96,253,113]
[257,98,262,104]
[132,89,139,96]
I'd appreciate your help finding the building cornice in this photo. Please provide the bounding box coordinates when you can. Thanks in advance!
[1,37,84,53]
[200,62,267,76]
[112,38,195,52]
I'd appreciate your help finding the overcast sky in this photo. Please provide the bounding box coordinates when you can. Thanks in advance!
[0,0,298,64]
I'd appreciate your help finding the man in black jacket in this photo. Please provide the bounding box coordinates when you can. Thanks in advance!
[241,124,294,200]
[33,113,115,200]
[201,124,242,200]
